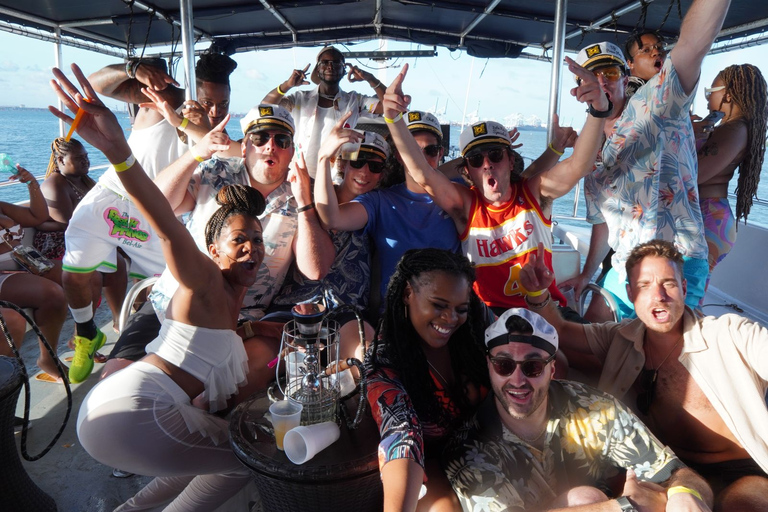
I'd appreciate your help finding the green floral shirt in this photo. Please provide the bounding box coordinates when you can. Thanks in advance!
[444,380,683,511]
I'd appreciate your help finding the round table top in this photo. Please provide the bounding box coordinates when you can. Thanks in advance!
[229,388,381,483]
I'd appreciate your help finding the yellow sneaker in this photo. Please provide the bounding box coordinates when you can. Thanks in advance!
[68,330,106,384]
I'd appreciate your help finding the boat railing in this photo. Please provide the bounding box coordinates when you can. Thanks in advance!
[0,164,110,190]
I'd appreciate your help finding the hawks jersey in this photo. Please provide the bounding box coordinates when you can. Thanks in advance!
[460,182,566,309]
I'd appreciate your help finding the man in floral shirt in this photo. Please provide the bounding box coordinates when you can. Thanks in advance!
[444,308,712,511]
[579,0,732,319]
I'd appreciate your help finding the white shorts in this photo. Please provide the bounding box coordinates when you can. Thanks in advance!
[62,184,166,278]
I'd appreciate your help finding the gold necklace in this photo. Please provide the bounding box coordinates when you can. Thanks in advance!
[510,421,548,444]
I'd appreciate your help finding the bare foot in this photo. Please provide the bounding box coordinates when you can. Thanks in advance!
[36,357,67,383]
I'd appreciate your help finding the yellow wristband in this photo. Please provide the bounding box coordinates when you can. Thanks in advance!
[527,288,547,297]
[548,142,564,156]
[276,84,286,96]
[667,486,703,501]
[384,113,403,124]
[178,117,189,132]
[113,154,137,173]
[190,149,206,163]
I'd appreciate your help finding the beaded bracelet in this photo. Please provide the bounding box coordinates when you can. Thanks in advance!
[113,154,137,173]
[524,291,551,310]
[548,142,564,156]
[384,113,403,124]
[667,486,703,501]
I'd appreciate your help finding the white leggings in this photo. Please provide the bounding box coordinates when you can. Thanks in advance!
[77,362,251,511]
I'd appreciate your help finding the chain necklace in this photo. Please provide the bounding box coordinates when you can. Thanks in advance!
[427,360,450,388]
[647,335,684,371]
[58,171,93,202]
[510,421,548,445]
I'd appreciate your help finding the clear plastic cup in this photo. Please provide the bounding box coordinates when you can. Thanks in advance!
[340,129,364,161]
[269,400,303,451]
[286,351,306,390]
[283,421,341,464]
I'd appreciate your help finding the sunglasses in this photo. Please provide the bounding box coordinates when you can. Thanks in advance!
[318,59,344,67]
[422,144,442,158]
[247,131,293,149]
[576,66,624,86]
[704,85,726,100]
[635,368,658,415]
[348,157,385,174]
[465,147,506,168]
[633,43,667,57]
[489,353,556,378]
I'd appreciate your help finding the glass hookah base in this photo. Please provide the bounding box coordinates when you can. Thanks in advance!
[290,388,340,425]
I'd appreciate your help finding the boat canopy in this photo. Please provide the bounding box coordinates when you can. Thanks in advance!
[1,0,767,59]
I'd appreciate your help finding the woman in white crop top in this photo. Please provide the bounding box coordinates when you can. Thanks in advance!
[52,65,268,511]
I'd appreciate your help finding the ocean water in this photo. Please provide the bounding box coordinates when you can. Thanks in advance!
[1,108,767,228]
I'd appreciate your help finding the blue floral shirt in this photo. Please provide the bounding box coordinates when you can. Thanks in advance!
[584,57,708,280]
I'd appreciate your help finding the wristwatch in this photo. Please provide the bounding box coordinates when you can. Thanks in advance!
[588,99,614,118]
[616,496,638,511]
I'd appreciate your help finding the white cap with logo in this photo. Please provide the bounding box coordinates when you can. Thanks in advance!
[405,111,443,139]
[458,121,512,157]
[485,308,559,356]
[575,42,628,72]
[240,104,296,136]
[359,131,391,160]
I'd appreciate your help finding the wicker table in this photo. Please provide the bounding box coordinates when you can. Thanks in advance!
[230,389,383,512]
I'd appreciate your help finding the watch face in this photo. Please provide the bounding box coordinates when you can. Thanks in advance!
[616,496,637,511]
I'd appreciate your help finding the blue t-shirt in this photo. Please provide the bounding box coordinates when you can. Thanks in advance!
[354,183,460,303]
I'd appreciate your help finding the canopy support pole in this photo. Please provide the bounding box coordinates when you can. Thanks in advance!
[179,0,196,102]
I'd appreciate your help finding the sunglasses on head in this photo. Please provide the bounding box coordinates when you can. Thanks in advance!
[576,65,624,86]
[422,144,442,158]
[489,353,556,378]
[348,157,385,174]
[247,131,293,149]
[704,85,726,100]
[465,147,506,168]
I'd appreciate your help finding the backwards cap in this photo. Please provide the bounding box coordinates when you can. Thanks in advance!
[485,308,559,356]
[405,111,443,140]
[310,46,346,85]
[575,42,628,72]
[240,104,295,136]
[459,121,511,156]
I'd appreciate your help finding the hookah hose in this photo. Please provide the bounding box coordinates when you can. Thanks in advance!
[325,304,368,429]
[0,300,72,460]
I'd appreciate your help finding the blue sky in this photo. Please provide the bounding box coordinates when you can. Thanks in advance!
[0,30,765,128]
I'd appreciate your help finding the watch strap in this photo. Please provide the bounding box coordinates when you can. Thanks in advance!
[616,496,637,511]
[588,99,614,118]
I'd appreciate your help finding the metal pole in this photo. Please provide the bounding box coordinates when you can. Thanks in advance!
[54,26,65,137]
[179,0,196,102]
[547,0,566,144]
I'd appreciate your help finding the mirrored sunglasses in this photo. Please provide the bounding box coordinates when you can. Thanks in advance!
[465,147,506,168]
[248,131,293,149]
[489,353,556,378]
[348,157,385,174]
[422,144,442,158]
[704,85,725,100]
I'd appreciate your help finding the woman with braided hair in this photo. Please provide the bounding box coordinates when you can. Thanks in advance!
[36,137,128,335]
[50,64,266,510]
[697,64,768,291]
[366,248,490,512]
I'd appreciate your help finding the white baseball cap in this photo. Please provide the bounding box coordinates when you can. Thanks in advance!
[485,308,559,355]
[458,121,511,156]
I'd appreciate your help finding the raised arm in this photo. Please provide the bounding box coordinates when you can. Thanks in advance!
[383,64,471,225]
[2,167,49,227]
[140,87,210,143]
[262,65,310,104]
[671,0,732,94]
[522,117,578,179]
[313,113,371,232]
[288,152,335,280]
[534,57,609,201]
[347,64,386,114]
[50,64,216,291]
[88,62,181,106]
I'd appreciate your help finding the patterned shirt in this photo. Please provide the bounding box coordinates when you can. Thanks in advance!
[150,156,297,321]
[583,56,707,280]
[444,380,683,512]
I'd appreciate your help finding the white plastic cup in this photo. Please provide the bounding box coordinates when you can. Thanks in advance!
[283,421,341,465]
[340,129,364,161]
[269,400,303,451]
[329,368,355,396]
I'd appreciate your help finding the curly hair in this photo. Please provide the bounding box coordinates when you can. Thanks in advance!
[370,248,490,427]
[204,184,266,247]
[196,53,238,87]
[718,64,768,223]
[45,137,94,183]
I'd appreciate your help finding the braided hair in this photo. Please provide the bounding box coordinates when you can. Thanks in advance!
[718,64,768,223]
[196,53,238,87]
[204,184,266,248]
[45,137,93,183]
[371,248,490,427]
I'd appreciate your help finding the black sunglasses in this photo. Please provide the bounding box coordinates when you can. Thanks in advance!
[465,147,506,168]
[248,131,293,149]
[422,144,442,158]
[348,158,385,174]
[489,353,556,378]
[635,368,657,416]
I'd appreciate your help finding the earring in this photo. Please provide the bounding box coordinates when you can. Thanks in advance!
[404,305,409,319]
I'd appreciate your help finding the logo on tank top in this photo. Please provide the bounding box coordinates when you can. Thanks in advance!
[104,208,150,244]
